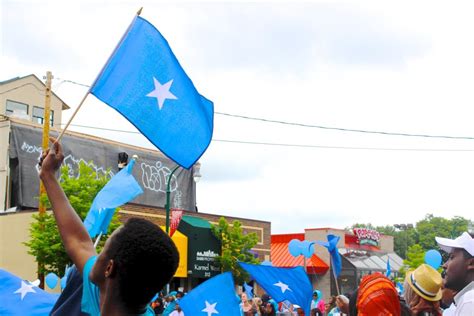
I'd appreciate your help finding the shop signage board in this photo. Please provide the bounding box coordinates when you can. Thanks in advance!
[178,216,221,278]
[353,228,380,247]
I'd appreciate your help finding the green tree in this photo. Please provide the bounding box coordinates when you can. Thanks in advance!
[416,214,469,251]
[211,217,259,284]
[25,161,121,277]
[399,244,425,278]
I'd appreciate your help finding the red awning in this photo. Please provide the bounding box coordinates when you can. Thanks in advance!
[271,234,329,274]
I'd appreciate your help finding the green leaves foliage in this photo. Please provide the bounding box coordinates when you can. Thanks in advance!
[24,161,121,276]
[211,217,259,284]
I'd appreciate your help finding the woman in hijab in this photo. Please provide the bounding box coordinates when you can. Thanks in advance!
[403,264,442,316]
[310,290,326,315]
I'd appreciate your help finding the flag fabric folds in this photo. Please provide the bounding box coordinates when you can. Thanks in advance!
[169,209,184,237]
[243,282,254,298]
[179,272,241,316]
[90,16,214,169]
[84,159,143,237]
[317,234,342,277]
[386,257,391,277]
[239,262,313,315]
[0,269,58,315]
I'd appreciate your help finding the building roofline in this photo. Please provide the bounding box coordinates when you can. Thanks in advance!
[0,74,70,110]
[124,203,272,224]
[304,227,347,232]
[5,116,167,157]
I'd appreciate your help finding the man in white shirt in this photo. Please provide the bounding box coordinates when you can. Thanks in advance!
[436,232,474,315]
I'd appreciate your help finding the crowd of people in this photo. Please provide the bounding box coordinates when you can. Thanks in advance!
[150,231,473,316]
[41,140,473,315]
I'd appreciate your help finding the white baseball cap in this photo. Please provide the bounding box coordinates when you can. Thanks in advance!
[435,232,474,256]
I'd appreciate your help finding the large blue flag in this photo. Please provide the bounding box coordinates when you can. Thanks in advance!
[239,262,313,315]
[317,234,342,277]
[90,16,214,169]
[0,269,58,315]
[179,272,241,316]
[84,159,143,237]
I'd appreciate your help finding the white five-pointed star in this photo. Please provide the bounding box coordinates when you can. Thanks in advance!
[273,281,292,293]
[202,301,219,316]
[14,280,36,300]
[146,77,178,110]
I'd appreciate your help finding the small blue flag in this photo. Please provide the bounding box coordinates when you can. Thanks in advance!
[0,269,58,315]
[179,272,241,316]
[386,257,391,277]
[243,282,254,298]
[84,159,143,237]
[396,281,404,295]
[91,16,214,169]
[239,262,313,315]
[317,234,342,277]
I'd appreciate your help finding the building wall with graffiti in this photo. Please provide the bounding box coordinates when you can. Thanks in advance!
[4,119,196,211]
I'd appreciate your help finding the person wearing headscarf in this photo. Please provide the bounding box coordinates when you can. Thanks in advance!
[403,264,442,316]
[311,290,325,314]
[356,273,401,315]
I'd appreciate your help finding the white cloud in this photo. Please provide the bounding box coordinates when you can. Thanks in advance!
[2,0,473,234]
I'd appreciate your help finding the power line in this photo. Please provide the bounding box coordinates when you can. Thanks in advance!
[63,123,474,152]
[215,112,474,141]
[59,78,474,141]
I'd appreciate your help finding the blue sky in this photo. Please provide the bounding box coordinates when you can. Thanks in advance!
[2,0,474,233]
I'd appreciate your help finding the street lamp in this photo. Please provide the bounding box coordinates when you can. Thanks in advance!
[165,162,201,234]
[193,162,202,183]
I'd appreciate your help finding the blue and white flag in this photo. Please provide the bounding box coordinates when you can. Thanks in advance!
[84,159,143,237]
[317,234,342,277]
[0,269,58,315]
[243,282,254,298]
[179,272,241,316]
[239,262,313,315]
[386,257,391,277]
[91,16,214,169]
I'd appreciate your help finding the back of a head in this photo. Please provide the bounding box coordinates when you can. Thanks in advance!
[356,273,401,316]
[106,218,179,309]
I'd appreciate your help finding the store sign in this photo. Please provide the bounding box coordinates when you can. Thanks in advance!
[353,228,380,247]
[193,249,220,278]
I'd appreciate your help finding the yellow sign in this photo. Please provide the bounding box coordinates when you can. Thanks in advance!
[161,227,188,278]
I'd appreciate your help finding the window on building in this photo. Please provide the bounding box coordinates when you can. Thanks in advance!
[32,106,54,126]
[5,100,28,116]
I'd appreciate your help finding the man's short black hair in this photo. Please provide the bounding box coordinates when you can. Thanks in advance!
[106,217,179,309]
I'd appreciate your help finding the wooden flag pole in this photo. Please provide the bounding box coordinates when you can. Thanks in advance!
[56,7,144,143]
[94,232,103,248]
[37,70,53,289]
[331,256,341,296]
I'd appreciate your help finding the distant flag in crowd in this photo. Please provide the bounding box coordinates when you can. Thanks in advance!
[0,269,58,315]
[396,281,404,295]
[239,262,313,315]
[317,234,342,277]
[386,257,391,277]
[243,282,254,298]
[90,15,214,169]
[84,159,143,238]
[169,209,184,237]
[179,272,241,316]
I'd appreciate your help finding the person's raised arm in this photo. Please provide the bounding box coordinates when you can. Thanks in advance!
[39,138,96,273]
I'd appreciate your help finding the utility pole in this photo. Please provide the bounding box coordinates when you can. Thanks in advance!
[37,71,53,288]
